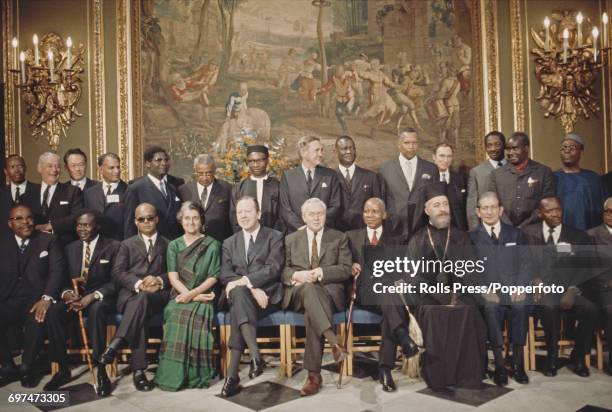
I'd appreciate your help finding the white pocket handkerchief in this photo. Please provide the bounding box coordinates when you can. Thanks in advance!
[60,201,69,205]
[322,182,328,188]
[505,242,517,246]
[106,194,119,203]
[100,259,109,264]
[39,251,49,258]
[557,242,572,253]
[175,196,180,201]
[422,173,431,179]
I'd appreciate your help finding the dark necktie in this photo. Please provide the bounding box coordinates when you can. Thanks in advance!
[247,234,256,263]
[160,181,168,198]
[82,242,91,279]
[490,227,498,244]
[42,186,50,217]
[344,168,351,186]
[14,186,21,204]
[19,239,27,254]
[546,228,555,245]
[307,170,313,193]
[106,184,113,196]
[310,232,319,269]
[498,161,504,168]
[147,238,154,262]
[371,230,378,246]
[201,186,209,208]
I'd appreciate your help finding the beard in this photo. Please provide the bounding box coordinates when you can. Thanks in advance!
[430,213,451,229]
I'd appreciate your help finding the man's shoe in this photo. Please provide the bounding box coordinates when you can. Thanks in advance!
[133,370,154,392]
[604,362,612,376]
[492,366,508,387]
[0,367,19,388]
[99,338,123,365]
[379,367,396,392]
[399,335,419,359]
[543,358,557,377]
[300,373,322,396]
[573,359,590,378]
[96,366,112,397]
[221,377,241,397]
[248,358,266,379]
[20,369,39,388]
[513,364,529,384]
[43,368,71,391]
[332,344,347,364]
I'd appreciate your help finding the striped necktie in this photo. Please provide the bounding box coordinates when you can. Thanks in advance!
[82,242,91,279]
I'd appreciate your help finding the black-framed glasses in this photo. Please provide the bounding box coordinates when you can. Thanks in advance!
[136,215,156,223]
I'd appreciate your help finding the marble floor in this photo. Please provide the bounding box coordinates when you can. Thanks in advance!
[1,356,611,412]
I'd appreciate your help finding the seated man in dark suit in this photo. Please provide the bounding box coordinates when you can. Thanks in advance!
[334,136,383,231]
[230,145,283,233]
[84,153,128,240]
[279,136,342,232]
[0,205,65,388]
[99,203,170,392]
[178,154,233,241]
[282,198,350,396]
[32,152,84,245]
[220,196,284,397]
[468,191,530,386]
[587,197,612,375]
[524,197,598,378]
[124,146,182,240]
[346,197,417,392]
[1,154,40,224]
[43,211,120,395]
[63,148,97,191]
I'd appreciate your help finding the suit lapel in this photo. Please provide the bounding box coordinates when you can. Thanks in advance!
[205,181,221,212]
[319,229,332,261]
[47,184,63,212]
[310,167,323,195]
[236,231,248,267]
[350,167,362,194]
[248,229,266,265]
[21,235,38,274]
[336,167,350,194]
[297,230,310,267]
[144,177,167,211]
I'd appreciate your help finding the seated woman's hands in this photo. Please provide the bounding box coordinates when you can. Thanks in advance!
[193,292,215,302]
[175,289,198,303]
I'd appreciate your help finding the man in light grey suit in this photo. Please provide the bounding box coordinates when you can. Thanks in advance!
[378,128,438,241]
[466,131,507,229]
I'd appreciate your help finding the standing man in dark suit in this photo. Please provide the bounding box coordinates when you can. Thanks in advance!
[63,148,97,191]
[178,154,233,241]
[523,197,598,378]
[282,198,351,396]
[220,196,284,397]
[84,153,127,240]
[378,128,438,241]
[124,146,182,240]
[346,198,418,392]
[0,205,65,388]
[490,132,555,228]
[44,211,120,395]
[32,152,84,245]
[99,203,170,392]
[432,143,467,230]
[587,197,612,375]
[230,145,283,233]
[1,154,40,223]
[279,136,342,232]
[334,136,383,231]
[468,191,530,386]
[467,131,507,230]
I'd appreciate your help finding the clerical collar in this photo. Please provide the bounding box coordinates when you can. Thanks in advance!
[250,174,268,181]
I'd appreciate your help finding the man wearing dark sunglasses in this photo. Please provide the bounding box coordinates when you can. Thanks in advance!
[0,204,65,388]
[99,202,170,393]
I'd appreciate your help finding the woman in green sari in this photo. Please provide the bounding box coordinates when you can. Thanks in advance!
[155,201,220,391]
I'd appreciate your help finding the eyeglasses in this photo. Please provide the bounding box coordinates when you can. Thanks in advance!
[604,209,612,215]
[560,144,580,152]
[136,216,156,223]
[9,216,34,222]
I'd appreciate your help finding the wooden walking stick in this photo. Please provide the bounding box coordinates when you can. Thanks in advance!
[71,278,97,389]
[337,274,358,389]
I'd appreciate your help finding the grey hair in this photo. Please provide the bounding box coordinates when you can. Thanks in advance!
[604,197,612,209]
[301,197,327,215]
[38,152,60,165]
[193,154,215,168]
[477,191,501,208]
[296,136,320,154]
[176,200,205,225]
[365,197,386,213]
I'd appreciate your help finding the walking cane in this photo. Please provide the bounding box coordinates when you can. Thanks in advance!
[337,273,358,389]
[71,278,97,389]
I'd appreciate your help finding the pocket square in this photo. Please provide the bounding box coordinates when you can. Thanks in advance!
[505,242,517,246]
[39,251,49,258]
[175,196,180,201]
[322,182,328,188]
[60,200,69,205]
[100,259,109,264]
[363,184,369,190]
[461,189,466,193]
[422,173,431,179]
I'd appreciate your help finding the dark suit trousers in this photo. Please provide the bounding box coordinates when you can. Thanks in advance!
[46,300,114,366]
[584,288,612,360]
[539,294,598,358]
[116,291,169,370]
[0,298,46,368]
[379,298,410,368]
[483,304,527,347]
[227,286,280,351]
[288,283,335,373]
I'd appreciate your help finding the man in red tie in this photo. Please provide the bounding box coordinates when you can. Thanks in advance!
[345,198,418,392]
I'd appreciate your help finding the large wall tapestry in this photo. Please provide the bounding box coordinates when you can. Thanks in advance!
[135,0,484,180]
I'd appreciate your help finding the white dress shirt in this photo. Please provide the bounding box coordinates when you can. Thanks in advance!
[250,175,268,210]
[302,165,316,181]
[71,178,87,190]
[542,222,561,245]
[439,170,450,183]
[135,232,162,292]
[483,221,501,239]
[607,225,612,236]
[40,182,58,206]
[339,163,355,180]
[147,174,168,195]
[197,182,211,208]
[366,226,382,244]
[61,235,104,300]
[102,180,119,195]
[243,225,261,260]
[399,155,417,189]
[11,181,27,202]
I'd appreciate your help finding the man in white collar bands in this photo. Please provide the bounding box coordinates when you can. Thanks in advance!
[281,198,351,396]
[230,145,284,233]
[100,203,170,392]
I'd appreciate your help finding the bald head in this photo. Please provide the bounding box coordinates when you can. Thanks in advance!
[363,197,386,229]
[134,203,158,236]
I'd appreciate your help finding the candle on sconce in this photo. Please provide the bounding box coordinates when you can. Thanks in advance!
[576,12,583,47]
[66,36,72,68]
[11,38,18,70]
[19,51,26,84]
[544,16,551,51]
[592,27,599,62]
[32,34,39,66]
[603,12,609,48]
[563,28,569,63]
[47,50,54,81]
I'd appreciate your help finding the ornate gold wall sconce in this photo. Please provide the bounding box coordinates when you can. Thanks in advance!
[530,11,610,133]
[8,33,85,152]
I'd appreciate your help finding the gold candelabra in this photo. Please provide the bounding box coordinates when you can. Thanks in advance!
[530,11,610,133]
[8,33,85,152]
